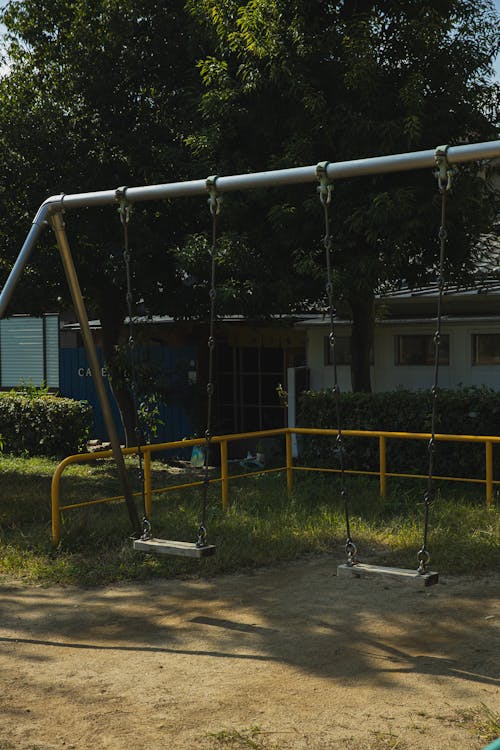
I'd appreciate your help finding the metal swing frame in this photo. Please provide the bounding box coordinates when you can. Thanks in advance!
[1,139,499,558]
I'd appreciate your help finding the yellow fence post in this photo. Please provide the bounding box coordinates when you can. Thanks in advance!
[286,431,293,495]
[144,448,152,518]
[51,464,63,546]
[51,427,500,545]
[379,435,387,499]
[485,440,493,509]
[220,439,229,510]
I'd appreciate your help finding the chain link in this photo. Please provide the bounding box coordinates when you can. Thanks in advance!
[197,177,221,547]
[417,149,451,573]
[316,163,357,566]
[116,188,149,540]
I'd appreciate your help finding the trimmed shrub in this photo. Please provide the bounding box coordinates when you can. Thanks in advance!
[298,386,500,481]
[0,392,92,457]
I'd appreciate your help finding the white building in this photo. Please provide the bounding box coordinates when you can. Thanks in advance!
[301,300,500,395]
[300,277,500,396]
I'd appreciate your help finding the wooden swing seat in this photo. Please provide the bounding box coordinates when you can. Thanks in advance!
[133,537,216,558]
[337,562,439,587]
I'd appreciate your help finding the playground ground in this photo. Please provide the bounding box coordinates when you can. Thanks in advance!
[0,556,498,749]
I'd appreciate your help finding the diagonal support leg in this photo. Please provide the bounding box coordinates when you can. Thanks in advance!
[50,210,142,538]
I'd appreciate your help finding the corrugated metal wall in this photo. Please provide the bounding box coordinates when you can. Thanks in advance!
[59,345,196,444]
[0,315,59,388]
[44,316,60,387]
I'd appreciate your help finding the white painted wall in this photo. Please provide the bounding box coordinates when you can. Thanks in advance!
[306,324,352,391]
[303,319,500,393]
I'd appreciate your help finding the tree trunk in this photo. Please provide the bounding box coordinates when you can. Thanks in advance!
[349,292,374,393]
[99,301,137,447]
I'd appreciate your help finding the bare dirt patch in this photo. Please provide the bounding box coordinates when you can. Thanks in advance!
[0,557,498,749]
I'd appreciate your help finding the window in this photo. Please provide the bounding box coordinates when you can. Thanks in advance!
[324,335,352,365]
[323,335,373,366]
[395,334,449,366]
[472,334,500,365]
[216,344,294,433]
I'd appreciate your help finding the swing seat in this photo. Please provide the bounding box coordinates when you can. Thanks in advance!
[133,537,216,558]
[337,562,438,587]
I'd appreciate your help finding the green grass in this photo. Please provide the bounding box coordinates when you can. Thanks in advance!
[0,454,498,587]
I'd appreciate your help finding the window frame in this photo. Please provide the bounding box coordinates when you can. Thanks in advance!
[471,333,500,365]
[323,335,374,366]
[323,335,353,366]
[394,333,450,366]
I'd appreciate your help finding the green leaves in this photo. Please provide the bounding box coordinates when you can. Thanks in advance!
[0,392,92,457]
[299,386,500,480]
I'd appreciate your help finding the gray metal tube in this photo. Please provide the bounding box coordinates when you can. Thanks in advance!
[323,140,500,180]
[49,211,142,538]
[26,139,500,213]
[1,137,500,320]
[0,194,68,319]
[0,205,49,318]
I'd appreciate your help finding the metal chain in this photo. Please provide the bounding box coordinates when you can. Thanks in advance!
[316,163,357,566]
[417,147,452,574]
[116,187,149,540]
[197,176,222,548]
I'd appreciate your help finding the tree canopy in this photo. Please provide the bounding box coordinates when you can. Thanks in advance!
[188,0,500,389]
[0,0,215,439]
[0,0,499,407]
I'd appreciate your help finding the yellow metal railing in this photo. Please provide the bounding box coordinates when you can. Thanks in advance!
[51,427,499,544]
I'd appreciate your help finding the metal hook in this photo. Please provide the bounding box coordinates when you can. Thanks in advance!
[141,517,152,541]
[316,161,333,205]
[206,175,222,215]
[417,546,431,574]
[435,145,453,193]
[115,186,131,224]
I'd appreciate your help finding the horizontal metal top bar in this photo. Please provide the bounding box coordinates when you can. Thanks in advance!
[46,139,500,213]
[1,138,499,320]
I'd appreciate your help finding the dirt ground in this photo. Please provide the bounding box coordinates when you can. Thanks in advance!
[0,557,498,750]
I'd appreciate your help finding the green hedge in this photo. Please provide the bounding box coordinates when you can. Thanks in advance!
[298,386,500,481]
[0,392,92,457]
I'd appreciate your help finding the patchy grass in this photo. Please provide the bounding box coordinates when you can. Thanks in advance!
[360,734,409,750]
[454,703,500,745]
[207,727,274,749]
[205,726,411,749]
[0,454,498,587]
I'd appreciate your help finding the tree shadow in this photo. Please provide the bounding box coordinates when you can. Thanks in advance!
[0,559,498,691]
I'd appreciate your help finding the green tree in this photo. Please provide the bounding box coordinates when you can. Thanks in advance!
[0,0,210,442]
[189,0,500,391]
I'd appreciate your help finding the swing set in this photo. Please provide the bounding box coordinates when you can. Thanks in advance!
[1,139,499,579]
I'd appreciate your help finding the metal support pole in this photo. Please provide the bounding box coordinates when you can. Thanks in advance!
[0,207,49,318]
[379,435,387,499]
[485,440,493,509]
[286,430,294,495]
[49,139,500,208]
[49,211,142,537]
[144,448,152,519]
[220,439,229,511]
